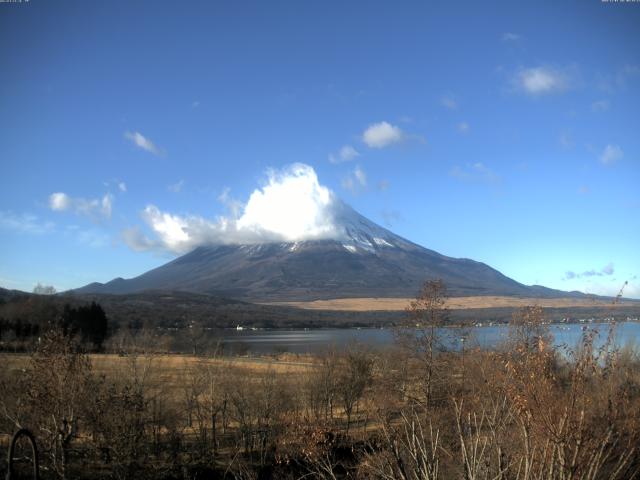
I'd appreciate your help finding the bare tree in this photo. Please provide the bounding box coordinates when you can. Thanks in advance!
[336,346,373,434]
[305,348,339,423]
[507,305,551,353]
[7,329,93,479]
[33,282,57,295]
[402,279,448,407]
[362,406,441,480]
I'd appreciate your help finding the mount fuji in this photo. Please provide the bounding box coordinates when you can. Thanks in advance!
[75,202,578,301]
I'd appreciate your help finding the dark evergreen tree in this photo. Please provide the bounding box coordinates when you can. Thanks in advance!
[60,302,109,350]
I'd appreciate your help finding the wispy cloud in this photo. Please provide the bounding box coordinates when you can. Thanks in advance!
[0,211,55,234]
[502,32,521,42]
[124,131,163,156]
[564,262,615,280]
[591,99,610,112]
[122,226,159,252]
[74,228,110,248]
[329,144,360,164]
[457,122,470,134]
[620,64,640,77]
[103,179,127,193]
[218,187,243,218]
[380,209,403,228]
[450,162,501,184]
[342,166,367,194]
[514,66,569,95]
[440,94,458,110]
[48,192,113,220]
[362,121,405,148]
[600,144,623,165]
[596,64,640,93]
[354,167,367,187]
[559,132,574,149]
[168,179,185,193]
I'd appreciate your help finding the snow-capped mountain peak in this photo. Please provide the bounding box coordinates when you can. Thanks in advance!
[74,202,576,302]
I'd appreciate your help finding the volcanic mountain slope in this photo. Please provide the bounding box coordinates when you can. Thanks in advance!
[75,203,582,301]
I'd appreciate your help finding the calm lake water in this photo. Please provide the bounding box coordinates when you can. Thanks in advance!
[216,321,640,355]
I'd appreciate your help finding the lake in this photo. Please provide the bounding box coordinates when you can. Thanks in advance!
[215,321,640,355]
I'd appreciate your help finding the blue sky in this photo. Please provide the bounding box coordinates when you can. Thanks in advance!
[1,0,639,298]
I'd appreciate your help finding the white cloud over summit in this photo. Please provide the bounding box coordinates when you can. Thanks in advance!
[238,164,339,240]
[125,164,345,253]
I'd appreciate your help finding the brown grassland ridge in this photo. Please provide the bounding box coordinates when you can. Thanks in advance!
[262,295,632,311]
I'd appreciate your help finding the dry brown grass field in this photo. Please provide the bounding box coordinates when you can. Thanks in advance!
[264,295,633,311]
[0,352,315,399]
[0,351,315,373]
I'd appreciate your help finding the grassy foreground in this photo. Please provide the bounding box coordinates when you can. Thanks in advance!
[1,308,640,479]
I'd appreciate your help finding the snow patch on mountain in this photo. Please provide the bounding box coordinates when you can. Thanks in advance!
[343,244,358,253]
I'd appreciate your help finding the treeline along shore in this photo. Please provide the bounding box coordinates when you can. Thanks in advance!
[2,287,639,351]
